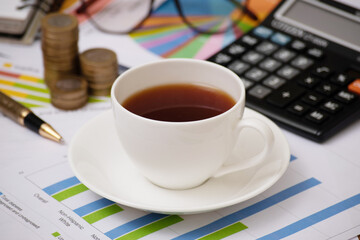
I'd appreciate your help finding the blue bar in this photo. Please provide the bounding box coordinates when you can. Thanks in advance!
[290,155,297,161]
[0,192,2,195]
[74,198,114,217]
[223,28,239,49]
[149,30,196,55]
[258,193,360,240]
[42,176,80,195]
[105,213,167,239]
[173,178,321,240]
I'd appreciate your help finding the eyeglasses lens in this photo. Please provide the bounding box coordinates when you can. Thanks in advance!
[86,0,152,33]
[177,0,244,33]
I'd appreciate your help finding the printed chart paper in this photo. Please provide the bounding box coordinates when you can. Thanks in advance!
[0,107,359,240]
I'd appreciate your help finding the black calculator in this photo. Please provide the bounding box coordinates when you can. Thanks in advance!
[207,0,360,142]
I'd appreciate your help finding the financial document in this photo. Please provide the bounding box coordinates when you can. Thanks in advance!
[0,99,359,240]
[0,9,359,240]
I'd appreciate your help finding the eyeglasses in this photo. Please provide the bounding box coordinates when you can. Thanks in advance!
[17,0,63,13]
[77,0,258,35]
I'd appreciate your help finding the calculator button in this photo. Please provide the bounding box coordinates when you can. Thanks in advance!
[321,100,343,113]
[331,73,350,86]
[248,85,272,99]
[298,76,320,88]
[290,40,306,52]
[211,53,232,65]
[244,67,268,82]
[259,58,282,72]
[227,60,250,75]
[227,44,246,56]
[287,102,310,116]
[241,35,259,47]
[335,90,357,103]
[277,65,300,80]
[307,48,324,59]
[312,66,332,79]
[291,56,314,70]
[273,48,296,62]
[263,75,286,89]
[270,32,291,46]
[267,87,305,108]
[242,51,265,65]
[316,83,338,96]
[306,110,329,124]
[241,78,255,90]
[348,79,360,95]
[255,41,278,55]
[302,92,324,106]
[253,26,273,39]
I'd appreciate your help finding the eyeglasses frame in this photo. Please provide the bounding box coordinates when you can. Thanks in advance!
[78,0,257,35]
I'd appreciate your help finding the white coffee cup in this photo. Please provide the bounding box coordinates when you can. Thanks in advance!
[111,59,275,190]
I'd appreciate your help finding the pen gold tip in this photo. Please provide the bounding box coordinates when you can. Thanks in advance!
[39,123,63,143]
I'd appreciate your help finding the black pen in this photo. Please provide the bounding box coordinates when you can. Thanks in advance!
[0,90,64,143]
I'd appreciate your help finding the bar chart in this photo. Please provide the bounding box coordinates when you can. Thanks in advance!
[21,154,360,239]
[26,162,183,240]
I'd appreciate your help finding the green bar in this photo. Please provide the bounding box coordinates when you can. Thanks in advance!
[18,101,43,108]
[52,232,61,237]
[130,24,187,39]
[134,25,189,43]
[116,215,183,240]
[199,222,248,240]
[52,184,88,202]
[170,34,211,58]
[83,204,123,224]
[88,96,107,103]
[26,94,51,103]
[236,22,254,33]
[14,82,49,94]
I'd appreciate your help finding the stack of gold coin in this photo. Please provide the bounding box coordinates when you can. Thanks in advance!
[50,74,88,110]
[80,48,119,96]
[41,13,79,88]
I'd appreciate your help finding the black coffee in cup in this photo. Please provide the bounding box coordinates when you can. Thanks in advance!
[122,83,235,122]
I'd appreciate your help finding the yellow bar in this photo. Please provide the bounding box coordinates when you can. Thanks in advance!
[0,88,27,98]
[19,75,42,83]
[60,0,78,11]
[0,79,14,86]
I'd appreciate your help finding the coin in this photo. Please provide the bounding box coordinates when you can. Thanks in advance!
[80,48,117,67]
[51,94,88,110]
[89,88,111,96]
[41,13,78,34]
[41,13,79,88]
[79,48,118,96]
[50,74,88,100]
[44,68,77,87]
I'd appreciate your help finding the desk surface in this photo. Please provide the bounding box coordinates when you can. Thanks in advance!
[0,0,359,239]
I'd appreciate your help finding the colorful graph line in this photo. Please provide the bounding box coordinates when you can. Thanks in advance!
[0,69,106,108]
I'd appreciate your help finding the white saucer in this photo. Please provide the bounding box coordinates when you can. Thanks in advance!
[69,109,290,215]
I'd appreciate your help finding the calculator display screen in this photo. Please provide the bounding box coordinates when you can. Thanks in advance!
[276,0,360,51]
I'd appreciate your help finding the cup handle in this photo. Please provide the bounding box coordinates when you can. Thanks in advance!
[212,117,275,178]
